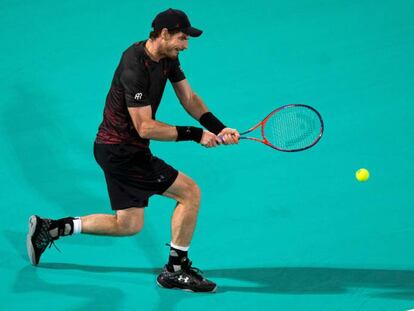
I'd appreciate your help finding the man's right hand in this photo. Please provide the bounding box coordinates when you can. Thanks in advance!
[200,130,221,148]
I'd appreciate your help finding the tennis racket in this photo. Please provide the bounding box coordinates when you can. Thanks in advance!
[237,104,324,152]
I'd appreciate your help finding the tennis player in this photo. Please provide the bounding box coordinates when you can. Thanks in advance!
[27,8,239,293]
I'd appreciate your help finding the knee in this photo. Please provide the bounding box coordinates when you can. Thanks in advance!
[121,222,143,236]
[116,216,143,236]
[183,180,201,205]
[126,223,143,236]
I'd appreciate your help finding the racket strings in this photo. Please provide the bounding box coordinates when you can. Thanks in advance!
[265,106,322,151]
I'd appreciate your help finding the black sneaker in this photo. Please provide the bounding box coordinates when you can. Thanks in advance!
[156,259,217,293]
[26,215,58,265]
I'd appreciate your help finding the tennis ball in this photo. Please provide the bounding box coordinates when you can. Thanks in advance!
[355,168,370,182]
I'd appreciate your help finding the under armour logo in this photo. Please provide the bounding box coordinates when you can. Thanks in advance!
[178,276,189,283]
[157,174,165,183]
[134,93,143,100]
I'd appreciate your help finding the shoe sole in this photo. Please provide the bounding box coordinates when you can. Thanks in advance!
[26,215,38,266]
[156,280,217,293]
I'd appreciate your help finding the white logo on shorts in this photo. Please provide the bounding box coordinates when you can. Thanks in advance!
[134,93,143,100]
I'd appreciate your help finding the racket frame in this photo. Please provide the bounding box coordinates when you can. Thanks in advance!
[240,104,324,152]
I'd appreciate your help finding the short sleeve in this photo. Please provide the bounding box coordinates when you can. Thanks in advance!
[168,58,186,83]
[120,60,150,107]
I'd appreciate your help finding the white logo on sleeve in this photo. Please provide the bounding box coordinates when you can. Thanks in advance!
[134,93,143,100]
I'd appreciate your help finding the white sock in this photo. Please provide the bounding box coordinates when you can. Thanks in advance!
[73,217,82,235]
[170,241,189,252]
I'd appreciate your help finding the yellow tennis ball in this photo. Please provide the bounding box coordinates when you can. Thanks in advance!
[355,168,370,182]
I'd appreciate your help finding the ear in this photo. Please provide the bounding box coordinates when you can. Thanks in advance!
[161,28,170,41]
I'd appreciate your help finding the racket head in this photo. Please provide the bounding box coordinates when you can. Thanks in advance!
[249,104,324,152]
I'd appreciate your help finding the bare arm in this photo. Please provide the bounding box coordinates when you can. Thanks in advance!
[128,105,178,141]
[172,79,208,120]
[173,79,240,145]
[127,105,220,147]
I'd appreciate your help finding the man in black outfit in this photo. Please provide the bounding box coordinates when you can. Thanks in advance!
[27,8,239,293]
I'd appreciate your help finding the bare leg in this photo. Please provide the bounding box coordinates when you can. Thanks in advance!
[155,172,218,292]
[162,172,201,246]
[80,207,144,236]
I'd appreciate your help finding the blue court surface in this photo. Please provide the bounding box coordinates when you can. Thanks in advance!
[1,1,414,310]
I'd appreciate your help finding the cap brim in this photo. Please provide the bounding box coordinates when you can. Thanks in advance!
[182,27,203,37]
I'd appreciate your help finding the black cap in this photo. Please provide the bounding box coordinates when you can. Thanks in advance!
[152,8,203,37]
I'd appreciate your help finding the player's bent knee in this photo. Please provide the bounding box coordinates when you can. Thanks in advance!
[116,219,143,236]
[122,223,143,236]
[184,181,201,205]
[192,184,201,202]
[116,209,144,236]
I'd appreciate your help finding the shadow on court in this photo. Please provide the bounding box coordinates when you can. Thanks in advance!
[14,265,124,311]
[21,263,205,311]
[208,267,414,298]
[37,263,414,299]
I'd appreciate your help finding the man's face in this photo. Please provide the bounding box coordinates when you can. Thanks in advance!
[162,31,189,59]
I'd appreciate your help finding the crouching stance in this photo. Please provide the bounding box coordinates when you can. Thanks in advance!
[27,8,240,293]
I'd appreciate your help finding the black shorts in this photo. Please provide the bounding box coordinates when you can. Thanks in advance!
[94,143,179,210]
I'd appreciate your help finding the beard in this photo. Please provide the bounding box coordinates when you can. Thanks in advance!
[164,46,180,59]
[167,50,179,59]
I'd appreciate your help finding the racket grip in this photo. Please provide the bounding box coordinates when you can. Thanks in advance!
[217,134,241,143]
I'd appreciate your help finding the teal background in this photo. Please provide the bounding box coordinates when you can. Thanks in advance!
[1,0,414,310]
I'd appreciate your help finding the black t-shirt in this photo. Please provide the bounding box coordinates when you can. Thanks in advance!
[95,40,185,147]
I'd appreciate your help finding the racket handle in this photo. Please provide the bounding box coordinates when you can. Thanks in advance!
[217,134,241,143]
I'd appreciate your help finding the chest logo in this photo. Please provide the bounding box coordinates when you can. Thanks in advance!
[134,93,143,100]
